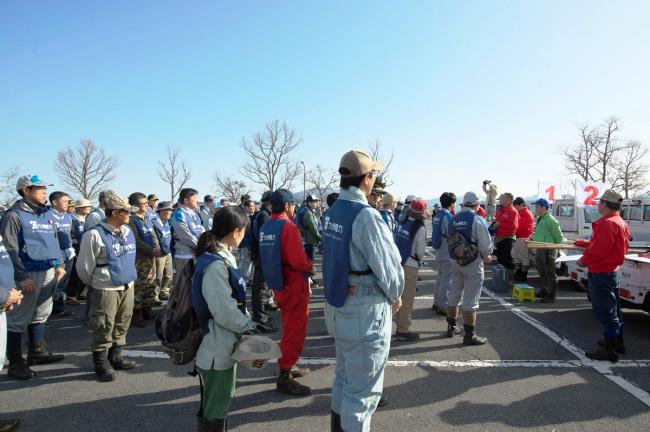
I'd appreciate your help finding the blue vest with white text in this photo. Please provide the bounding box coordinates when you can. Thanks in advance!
[94,224,137,285]
[49,210,74,260]
[174,207,204,238]
[322,200,370,308]
[192,252,247,333]
[153,216,172,254]
[395,219,416,266]
[452,211,475,243]
[431,208,453,249]
[131,213,156,248]
[259,219,286,290]
[16,209,60,270]
[0,237,15,292]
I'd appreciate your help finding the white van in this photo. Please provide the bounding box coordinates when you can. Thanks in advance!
[619,199,650,242]
[552,199,600,239]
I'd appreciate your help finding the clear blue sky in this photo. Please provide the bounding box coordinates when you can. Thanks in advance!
[1,0,649,202]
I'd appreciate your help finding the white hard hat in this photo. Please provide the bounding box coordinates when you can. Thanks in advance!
[231,335,281,370]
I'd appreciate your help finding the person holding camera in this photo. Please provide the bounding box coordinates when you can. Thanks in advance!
[482,180,498,221]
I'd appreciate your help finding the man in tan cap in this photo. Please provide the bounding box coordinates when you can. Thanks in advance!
[576,189,629,362]
[378,192,399,233]
[76,194,138,381]
[322,150,404,432]
[67,198,93,304]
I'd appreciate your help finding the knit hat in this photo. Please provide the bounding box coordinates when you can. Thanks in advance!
[410,198,428,214]
[462,191,480,206]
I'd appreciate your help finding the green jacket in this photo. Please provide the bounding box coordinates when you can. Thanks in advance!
[532,213,564,244]
[302,208,321,245]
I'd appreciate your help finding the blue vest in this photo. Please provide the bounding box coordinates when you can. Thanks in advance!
[450,211,475,244]
[174,207,204,238]
[16,209,60,270]
[94,224,137,286]
[131,213,155,247]
[378,209,396,234]
[252,209,270,242]
[431,208,453,249]
[294,205,307,229]
[153,216,172,254]
[239,214,255,249]
[192,252,247,333]
[322,200,370,307]
[259,219,286,290]
[71,214,85,243]
[395,219,417,266]
[0,238,15,292]
[49,209,73,252]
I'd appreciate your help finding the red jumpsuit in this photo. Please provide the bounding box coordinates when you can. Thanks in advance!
[270,214,313,371]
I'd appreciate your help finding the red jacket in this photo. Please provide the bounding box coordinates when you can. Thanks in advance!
[496,204,519,237]
[271,214,313,306]
[581,212,629,273]
[476,206,487,219]
[515,207,534,239]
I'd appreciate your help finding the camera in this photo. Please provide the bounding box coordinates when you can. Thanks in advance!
[483,180,491,185]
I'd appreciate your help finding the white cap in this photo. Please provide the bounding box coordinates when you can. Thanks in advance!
[405,194,416,202]
[231,335,281,370]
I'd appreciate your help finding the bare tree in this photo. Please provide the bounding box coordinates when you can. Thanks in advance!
[55,139,119,200]
[564,125,600,181]
[563,117,626,184]
[158,145,192,202]
[240,120,302,192]
[307,165,338,203]
[611,140,649,198]
[0,165,21,208]
[213,172,250,204]
[368,140,395,186]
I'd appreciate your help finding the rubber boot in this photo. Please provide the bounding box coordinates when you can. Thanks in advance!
[463,324,488,346]
[108,346,137,370]
[276,369,311,396]
[142,305,154,321]
[26,342,64,366]
[132,309,147,328]
[521,266,529,282]
[92,350,117,381]
[331,411,343,432]
[513,264,523,282]
[446,318,460,338]
[586,336,619,363]
[598,333,626,354]
[197,416,226,432]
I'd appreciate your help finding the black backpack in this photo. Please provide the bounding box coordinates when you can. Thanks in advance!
[155,259,203,365]
[447,214,480,266]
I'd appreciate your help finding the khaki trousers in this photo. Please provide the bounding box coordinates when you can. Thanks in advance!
[394,265,418,333]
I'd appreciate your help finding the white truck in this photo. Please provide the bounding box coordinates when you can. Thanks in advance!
[566,254,650,313]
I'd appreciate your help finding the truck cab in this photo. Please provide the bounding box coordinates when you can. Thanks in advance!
[552,199,600,239]
[619,199,650,242]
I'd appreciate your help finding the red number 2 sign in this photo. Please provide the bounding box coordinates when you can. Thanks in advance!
[583,185,599,205]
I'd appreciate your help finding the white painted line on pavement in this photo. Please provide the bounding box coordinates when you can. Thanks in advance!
[121,350,650,369]
[483,287,650,408]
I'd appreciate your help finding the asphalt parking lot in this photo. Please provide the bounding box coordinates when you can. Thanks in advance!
[1,249,649,432]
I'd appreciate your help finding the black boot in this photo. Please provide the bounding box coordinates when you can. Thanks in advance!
[513,264,523,282]
[197,415,226,432]
[26,341,64,366]
[521,266,529,282]
[446,318,460,338]
[7,351,36,381]
[276,369,311,396]
[463,324,488,346]
[598,333,626,354]
[586,336,619,363]
[331,411,343,432]
[108,346,137,370]
[92,351,117,381]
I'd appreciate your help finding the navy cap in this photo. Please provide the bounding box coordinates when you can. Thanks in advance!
[270,188,295,206]
[534,198,550,208]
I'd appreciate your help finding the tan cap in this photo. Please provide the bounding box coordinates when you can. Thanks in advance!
[75,198,92,208]
[599,189,623,204]
[105,194,135,212]
[339,150,384,178]
[382,193,399,206]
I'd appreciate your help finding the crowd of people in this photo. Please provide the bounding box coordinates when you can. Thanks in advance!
[0,151,631,431]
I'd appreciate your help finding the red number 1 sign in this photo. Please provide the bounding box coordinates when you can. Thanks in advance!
[538,182,560,203]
